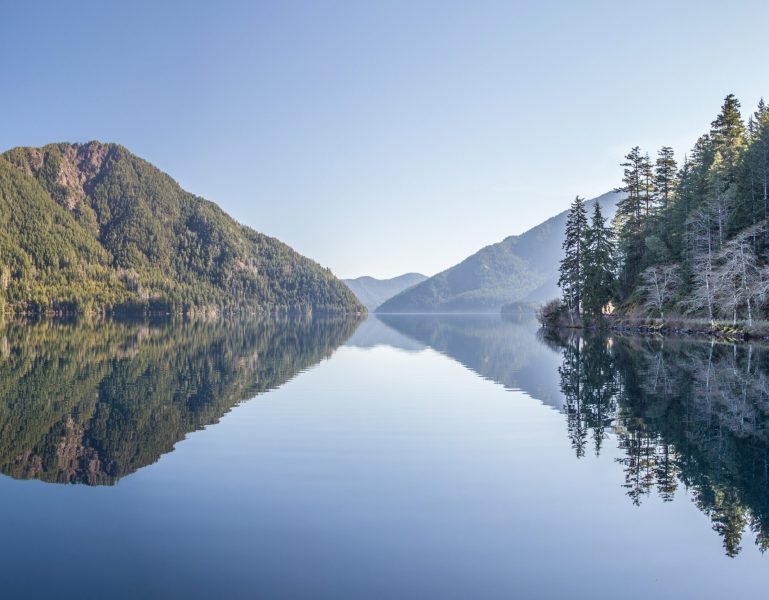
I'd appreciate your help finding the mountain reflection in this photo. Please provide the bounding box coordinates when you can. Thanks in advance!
[544,330,769,557]
[377,314,565,409]
[0,316,359,486]
[377,315,769,559]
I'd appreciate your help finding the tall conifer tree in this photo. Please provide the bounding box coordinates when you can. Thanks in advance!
[710,94,746,184]
[583,201,616,317]
[642,152,655,215]
[614,147,650,292]
[653,146,678,211]
[558,196,588,317]
[615,146,645,228]
[743,99,769,230]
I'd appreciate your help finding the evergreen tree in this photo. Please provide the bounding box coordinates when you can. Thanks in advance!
[741,100,769,231]
[558,196,588,317]
[551,93,769,326]
[653,146,678,211]
[642,152,655,215]
[583,201,616,317]
[614,147,651,293]
[747,98,769,141]
[615,147,646,227]
[710,94,746,183]
[664,155,694,261]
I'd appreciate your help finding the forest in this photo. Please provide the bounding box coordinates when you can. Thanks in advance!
[552,94,769,329]
[0,142,363,316]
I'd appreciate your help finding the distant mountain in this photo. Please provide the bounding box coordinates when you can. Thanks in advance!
[377,191,621,313]
[0,142,362,315]
[343,273,427,310]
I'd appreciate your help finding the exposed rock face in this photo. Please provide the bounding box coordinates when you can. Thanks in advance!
[5,141,110,210]
[57,142,110,208]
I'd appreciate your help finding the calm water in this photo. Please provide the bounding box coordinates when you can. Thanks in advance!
[1,314,768,598]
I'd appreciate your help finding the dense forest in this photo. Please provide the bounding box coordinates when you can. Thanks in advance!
[544,330,769,557]
[0,142,363,315]
[0,315,360,485]
[552,94,769,328]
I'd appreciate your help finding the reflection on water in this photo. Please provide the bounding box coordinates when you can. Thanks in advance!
[3,312,769,596]
[0,316,359,485]
[378,313,565,408]
[378,314,769,559]
[542,330,769,557]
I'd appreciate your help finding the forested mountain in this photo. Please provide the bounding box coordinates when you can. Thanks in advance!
[343,273,427,310]
[553,94,769,326]
[0,142,363,315]
[376,192,621,313]
[0,316,360,485]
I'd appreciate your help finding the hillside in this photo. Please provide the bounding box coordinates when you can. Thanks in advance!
[0,142,363,315]
[376,192,621,313]
[343,273,427,310]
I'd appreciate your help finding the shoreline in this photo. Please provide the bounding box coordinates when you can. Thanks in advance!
[540,315,769,342]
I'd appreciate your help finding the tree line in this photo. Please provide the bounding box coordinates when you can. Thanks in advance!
[553,94,769,327]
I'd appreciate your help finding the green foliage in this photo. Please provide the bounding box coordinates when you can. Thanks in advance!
[557,198,615,320]
[614,147,654,289]
[653,146,678,211]
[0,142,363,315]
[0,315,360,485]
[582,202,616,317]
[558,196,588,315]
[604,94,769,322]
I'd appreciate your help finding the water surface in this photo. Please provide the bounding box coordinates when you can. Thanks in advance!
[1,315,768,598]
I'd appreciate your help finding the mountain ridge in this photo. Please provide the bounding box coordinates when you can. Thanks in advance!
[343,272,427,310]
[376,191,621,313]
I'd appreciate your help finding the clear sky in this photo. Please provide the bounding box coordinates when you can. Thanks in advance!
[2,1,768,279]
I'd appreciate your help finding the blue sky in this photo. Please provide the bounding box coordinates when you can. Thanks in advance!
[2,1,768,278]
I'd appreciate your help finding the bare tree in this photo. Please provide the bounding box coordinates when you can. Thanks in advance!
[639,265,681,320]
[684,206,718,324]
[713,225,767,326]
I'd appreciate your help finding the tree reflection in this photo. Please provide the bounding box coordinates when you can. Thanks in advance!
[553,332,619,457]
[0,316,360,486]
[548,330,769,557]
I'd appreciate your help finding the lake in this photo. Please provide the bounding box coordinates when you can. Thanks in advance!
[1,314,768,598]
